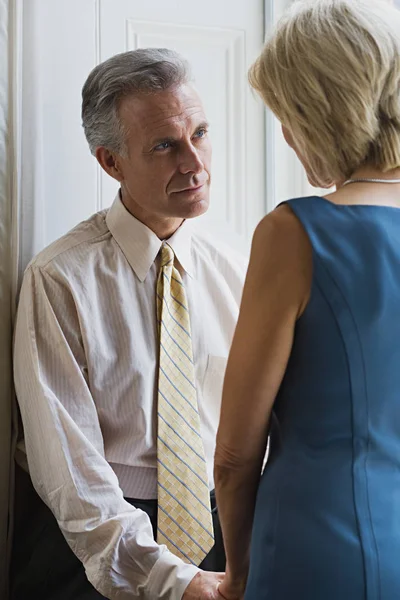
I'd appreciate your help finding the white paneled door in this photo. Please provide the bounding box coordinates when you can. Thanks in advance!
[18,0,265,271]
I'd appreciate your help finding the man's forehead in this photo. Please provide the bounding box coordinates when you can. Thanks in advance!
[119,85,207,133]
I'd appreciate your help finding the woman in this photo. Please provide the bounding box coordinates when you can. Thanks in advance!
[214,1,400,599]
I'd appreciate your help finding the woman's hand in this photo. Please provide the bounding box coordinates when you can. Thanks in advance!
[217,574,246,600]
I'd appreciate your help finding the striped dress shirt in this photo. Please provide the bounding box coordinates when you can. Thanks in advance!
[13,193,246,600]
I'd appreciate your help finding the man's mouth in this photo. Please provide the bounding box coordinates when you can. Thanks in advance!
[177,183,204,193]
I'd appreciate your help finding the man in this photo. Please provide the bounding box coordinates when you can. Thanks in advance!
[11,49,246,600]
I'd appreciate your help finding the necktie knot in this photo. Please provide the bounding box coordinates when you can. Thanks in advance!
[160,243,174,268]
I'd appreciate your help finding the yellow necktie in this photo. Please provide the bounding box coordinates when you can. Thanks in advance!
[156,243,214,565]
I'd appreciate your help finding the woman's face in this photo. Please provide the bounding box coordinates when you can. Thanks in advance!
[281,124,322,188]
[282,125,320,187]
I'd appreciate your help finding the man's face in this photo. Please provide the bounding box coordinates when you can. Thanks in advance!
[115,84,212,221]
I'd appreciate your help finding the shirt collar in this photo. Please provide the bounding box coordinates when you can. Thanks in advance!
[106,192,194,282]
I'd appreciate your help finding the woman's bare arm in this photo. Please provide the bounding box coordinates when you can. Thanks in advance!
[214,205,312,599]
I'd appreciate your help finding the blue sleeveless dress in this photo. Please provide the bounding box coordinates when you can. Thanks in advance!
[245,196,400,600]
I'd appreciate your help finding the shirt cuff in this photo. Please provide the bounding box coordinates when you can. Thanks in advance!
[145,549,200,600]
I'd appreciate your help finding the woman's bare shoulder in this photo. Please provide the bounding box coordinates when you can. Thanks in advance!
[253,203,311,264]
[250,203,312,316]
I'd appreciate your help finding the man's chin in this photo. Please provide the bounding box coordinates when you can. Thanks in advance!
[183,197,210,219]
[170,194,210,219]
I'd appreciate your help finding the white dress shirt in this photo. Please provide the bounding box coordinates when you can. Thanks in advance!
[13,194,246,600]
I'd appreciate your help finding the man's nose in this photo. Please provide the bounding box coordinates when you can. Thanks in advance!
[178,144,204,175]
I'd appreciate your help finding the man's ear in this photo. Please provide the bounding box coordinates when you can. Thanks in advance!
[95,147,124,182]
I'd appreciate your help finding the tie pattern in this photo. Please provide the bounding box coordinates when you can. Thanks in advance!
[156,243,214,565]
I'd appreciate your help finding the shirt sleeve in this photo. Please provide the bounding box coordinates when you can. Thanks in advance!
[13,264,199,599]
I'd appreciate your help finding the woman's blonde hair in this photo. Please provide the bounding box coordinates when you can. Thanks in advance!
[249,0,400,187]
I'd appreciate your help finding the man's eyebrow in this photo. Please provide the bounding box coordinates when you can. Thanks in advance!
[196,121,210,131]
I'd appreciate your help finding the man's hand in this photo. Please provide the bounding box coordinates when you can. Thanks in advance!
[182,571,225,600]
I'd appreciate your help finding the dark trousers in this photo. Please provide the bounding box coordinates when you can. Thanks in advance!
[10,464,225,599]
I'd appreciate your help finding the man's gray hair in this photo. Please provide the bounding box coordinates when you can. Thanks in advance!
[82,48,192,155]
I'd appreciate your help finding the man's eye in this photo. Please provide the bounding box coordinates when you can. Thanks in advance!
[154,141,172,151]
[194,128,207,139]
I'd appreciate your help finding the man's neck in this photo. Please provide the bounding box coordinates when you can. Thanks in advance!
[120,189,184,240]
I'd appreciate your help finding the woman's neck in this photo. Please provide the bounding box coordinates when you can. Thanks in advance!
[325,166,400,207]
[337,166,400,188]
